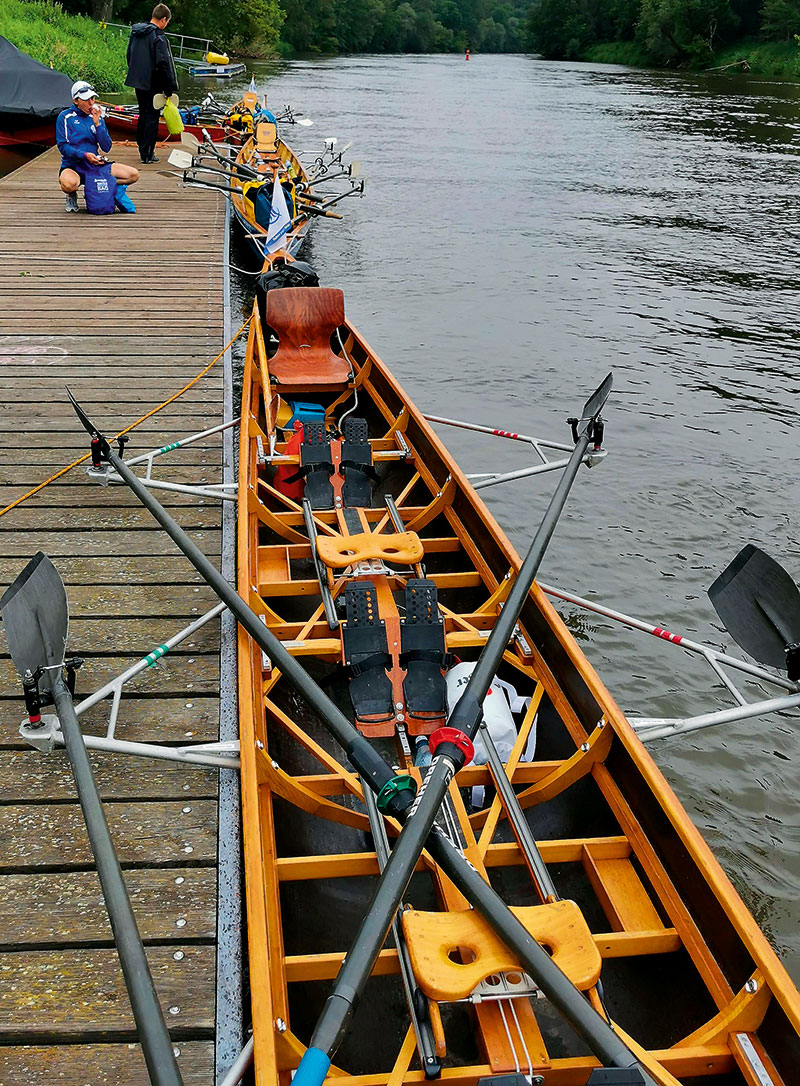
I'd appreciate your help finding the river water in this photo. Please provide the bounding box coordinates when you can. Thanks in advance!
[10,54,800,977]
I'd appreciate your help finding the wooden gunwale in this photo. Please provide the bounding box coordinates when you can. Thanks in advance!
[237,300,800,1084]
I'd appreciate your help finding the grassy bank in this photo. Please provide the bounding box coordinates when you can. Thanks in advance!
[582,41,649,67]
[1,0,127,92]
[710,39,800,80]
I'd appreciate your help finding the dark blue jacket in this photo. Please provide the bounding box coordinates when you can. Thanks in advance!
[125,22,178,95]
[56,107,112,170]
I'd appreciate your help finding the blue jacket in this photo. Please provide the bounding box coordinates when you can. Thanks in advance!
[56,107,112,170]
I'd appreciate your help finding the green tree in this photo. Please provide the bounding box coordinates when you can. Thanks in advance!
[637,0,734,64]
[760,0,800,40]
[527,0,592,59]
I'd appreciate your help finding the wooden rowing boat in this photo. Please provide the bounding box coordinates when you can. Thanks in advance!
[236,287,800,1085]
[230,129,312,258]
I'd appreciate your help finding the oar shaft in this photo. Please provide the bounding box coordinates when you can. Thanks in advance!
[306,757,457,1063]
[52,677,183,1086]
[449,429,593,737]
[427,827,653,1077]
[101,447,399,808]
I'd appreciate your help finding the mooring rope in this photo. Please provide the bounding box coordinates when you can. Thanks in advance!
[0,315,251,520]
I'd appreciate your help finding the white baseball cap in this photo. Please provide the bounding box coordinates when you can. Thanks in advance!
[71,81,97,100]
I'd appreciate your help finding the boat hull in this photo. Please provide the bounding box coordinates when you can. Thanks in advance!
[237,298,800,1085]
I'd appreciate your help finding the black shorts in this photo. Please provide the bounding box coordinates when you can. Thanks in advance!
[59,164,87,184]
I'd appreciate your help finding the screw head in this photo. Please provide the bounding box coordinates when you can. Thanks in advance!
[275,1017,287,1032]
[745,978,759,993]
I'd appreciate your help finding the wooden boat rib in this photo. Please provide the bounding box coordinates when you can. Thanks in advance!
[237,288,800,1085]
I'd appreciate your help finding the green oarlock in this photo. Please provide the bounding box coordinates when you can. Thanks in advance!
[376,773,417,812]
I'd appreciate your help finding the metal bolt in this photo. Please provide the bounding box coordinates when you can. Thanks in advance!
[176,918,187,928]
[271,760,279,769]
[275,1017,287,1033]
[173,951,185,961]
[580,742,590,752]
[182,806,192,814]
[175,876,185,885]
[169,1006,180,1016]
[185,731,194,737]
[256,739,264,750]
[183,845,193,854]
[173,1047,181,1058]
[395,702,403,710]
[186,702,193,708]
[745,978,759,993]
[396,714,404,722]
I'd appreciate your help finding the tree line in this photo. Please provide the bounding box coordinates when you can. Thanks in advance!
[527,0,800,65]
[58,0,530,55]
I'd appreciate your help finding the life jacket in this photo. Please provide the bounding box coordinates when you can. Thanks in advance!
[83,162,117,215]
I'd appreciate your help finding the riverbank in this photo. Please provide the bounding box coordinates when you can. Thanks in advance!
[1,0,127,91]
[583,38,800,80]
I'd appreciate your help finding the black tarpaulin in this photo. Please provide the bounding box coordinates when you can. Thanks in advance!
[0,36,73,118]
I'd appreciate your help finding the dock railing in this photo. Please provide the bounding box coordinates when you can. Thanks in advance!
[99,21,213,58]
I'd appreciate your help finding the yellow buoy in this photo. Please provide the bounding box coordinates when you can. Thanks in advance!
[205,51,230,65]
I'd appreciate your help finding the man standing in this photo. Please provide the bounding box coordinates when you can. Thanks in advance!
[125,4,178,164]
[57,81,140,211]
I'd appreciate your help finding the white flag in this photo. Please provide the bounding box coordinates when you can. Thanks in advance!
[265,174,292,254]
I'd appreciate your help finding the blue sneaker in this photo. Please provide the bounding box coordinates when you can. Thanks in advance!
[114,185,136,213]
[64,192,78,212]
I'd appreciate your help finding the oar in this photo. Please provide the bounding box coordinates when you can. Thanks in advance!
[0,554,184,1086]
[65,389,656,1085]
[296,373,615,1085]
[709,544,800,679]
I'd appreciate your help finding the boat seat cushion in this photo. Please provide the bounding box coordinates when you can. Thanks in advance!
[402,900,602,1001]
[266,288,351,387]
[317,531,424,569]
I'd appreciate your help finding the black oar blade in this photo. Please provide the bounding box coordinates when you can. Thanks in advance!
[66,387,98,437]
[578,372,613,436]
[708,545,800,669]
[0,552,68,693]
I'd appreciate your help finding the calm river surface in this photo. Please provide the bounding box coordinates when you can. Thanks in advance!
[193,54,800,980]
[13,54,799,975]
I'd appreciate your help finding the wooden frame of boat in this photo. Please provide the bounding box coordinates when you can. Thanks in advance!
[237,292,800,1085]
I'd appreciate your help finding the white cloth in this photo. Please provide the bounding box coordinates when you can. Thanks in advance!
[265,173,292,254]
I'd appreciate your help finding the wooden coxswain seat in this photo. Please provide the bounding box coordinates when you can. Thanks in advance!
[266,288,351,388]
[255,119,279,156]
[401,900,602,1001]
[317,531,424,569]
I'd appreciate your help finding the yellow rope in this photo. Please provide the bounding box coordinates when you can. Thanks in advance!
[0,316,251,520]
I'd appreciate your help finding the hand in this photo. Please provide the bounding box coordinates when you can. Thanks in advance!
[85,152,103,166]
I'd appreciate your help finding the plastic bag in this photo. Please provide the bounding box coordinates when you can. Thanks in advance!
[163,98,184,136]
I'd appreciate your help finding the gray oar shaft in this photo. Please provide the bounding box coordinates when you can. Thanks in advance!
[449,429,593,738]
[308,757,455,1057]
[426,827,653,1078]
[479,720,559,902]
[52,678,183,1086]
[102,449,395,802]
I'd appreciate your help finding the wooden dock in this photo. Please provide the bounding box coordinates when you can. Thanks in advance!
[0,145,237,1083]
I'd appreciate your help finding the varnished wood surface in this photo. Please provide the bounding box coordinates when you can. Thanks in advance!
[0,145,226,1081]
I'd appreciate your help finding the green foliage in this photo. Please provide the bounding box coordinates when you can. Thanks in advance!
[582,39,648,63]
[760,0,800,41]
[279,0,531,55]
[637,0,736,65]
[712,35,800,73]
[0,0,128,89]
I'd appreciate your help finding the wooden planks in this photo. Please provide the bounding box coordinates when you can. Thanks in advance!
[0,144,227,1081]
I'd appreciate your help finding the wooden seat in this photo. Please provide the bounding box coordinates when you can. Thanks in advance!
[317,531,423,569]
[266,288,351,388]
[255,119,279,156]
[401,900,602,1001]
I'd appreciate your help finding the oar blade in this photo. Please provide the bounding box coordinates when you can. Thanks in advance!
[168,149,194,170]
[181,131,201,152]
[66,387,96,437]
[0,552,69,692]
[709,544,800,669]
[578,372,613,435]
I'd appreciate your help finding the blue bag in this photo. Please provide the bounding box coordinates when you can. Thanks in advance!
[83,162,117,215]
[114,185,136,214]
